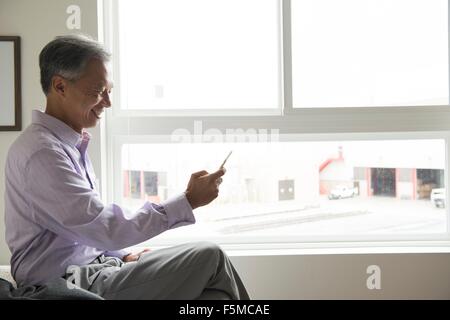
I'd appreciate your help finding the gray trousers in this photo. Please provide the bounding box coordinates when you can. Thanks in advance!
[64,241,250,300]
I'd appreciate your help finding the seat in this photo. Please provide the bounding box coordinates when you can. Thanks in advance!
[0,265,103,300]
[0,265,16,288]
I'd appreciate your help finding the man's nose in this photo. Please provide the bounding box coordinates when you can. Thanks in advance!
[102,91,112,108]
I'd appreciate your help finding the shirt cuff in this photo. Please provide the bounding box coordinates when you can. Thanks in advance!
[160,192,195,229]
[104,249,130,259]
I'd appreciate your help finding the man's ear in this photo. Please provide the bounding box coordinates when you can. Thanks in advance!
[51,75,68,97]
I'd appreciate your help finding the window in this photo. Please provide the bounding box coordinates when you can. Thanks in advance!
[100,0,450,249]
[118,138,446,245]
[116,0,280,111]
[291,0,448,108]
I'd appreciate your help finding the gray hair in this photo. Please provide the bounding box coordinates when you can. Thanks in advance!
[39,34,111,95]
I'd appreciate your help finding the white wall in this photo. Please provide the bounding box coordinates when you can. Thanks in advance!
[0,0,449,299]
[0,0,99,264]
[230,252,450,299]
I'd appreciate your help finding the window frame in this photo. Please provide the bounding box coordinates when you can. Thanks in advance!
[99,0,450,248]
[110,0,284,117]
[111,131,450,246]
[285,0,450,112]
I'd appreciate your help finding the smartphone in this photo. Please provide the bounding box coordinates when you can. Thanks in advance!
[220,151,233,168]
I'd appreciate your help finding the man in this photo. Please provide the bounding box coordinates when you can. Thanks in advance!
[4,34,249,300]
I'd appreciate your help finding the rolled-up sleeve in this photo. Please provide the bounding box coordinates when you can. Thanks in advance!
[24,148,195,251]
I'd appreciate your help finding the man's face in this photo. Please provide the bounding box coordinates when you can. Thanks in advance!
[63,58,113,133]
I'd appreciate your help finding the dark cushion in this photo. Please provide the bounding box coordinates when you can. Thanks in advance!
[0,278,103,300]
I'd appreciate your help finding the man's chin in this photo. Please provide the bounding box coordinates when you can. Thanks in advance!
[85,120,99,129]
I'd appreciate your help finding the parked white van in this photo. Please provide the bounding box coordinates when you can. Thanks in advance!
[328,185,358,200]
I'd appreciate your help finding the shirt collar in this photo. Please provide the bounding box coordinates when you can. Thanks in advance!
[76,130,92,157]
[32,110,89,147]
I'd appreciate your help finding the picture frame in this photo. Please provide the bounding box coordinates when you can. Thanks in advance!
[0,36,21,131]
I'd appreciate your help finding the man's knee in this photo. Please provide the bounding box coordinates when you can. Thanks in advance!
[191,241,226,263]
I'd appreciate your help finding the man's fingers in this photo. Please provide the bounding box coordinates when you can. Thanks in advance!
[191,170,208,178]
[209,168,226,180]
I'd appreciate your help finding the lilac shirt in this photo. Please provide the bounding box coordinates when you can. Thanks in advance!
[5,110,195,286]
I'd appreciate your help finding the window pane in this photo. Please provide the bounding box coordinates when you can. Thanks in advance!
[120,139,447,244]
[117,0,280,109]
[291,0,449,108]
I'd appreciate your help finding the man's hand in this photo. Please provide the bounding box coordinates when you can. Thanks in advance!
[123,248,151,262]
[185,168,226,210]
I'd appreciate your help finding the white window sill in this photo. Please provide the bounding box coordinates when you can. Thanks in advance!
[131,241,450,257]
[224,246,450,257]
